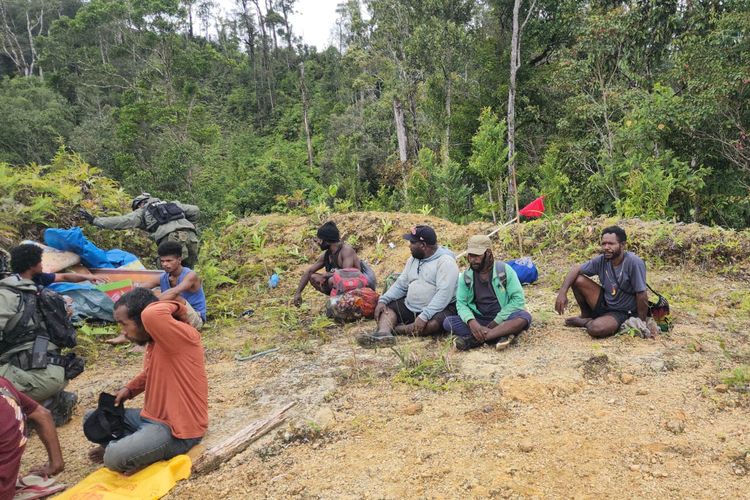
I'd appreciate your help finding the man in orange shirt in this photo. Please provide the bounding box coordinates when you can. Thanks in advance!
[84,288,208,473]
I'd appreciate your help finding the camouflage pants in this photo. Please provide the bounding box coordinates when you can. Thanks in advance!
[0,362,65,402]
[161,230,200,269]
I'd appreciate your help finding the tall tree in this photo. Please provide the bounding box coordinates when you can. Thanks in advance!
[506,0,536,218]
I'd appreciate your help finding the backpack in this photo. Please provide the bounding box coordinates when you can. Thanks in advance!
[325,288,380,322]
[144,201,185,231]
[0,284,77,351]
[464,261,507,289]
[647,284,671,332]
[507,257,539,285]
[329,268,369,297]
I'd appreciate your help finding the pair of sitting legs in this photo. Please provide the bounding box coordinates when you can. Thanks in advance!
[309,272,334,295]
[86,409,201,474]
[443,311,532,350]
[358,299,455,347]
[376,298,456,337]
[566,275,632,338]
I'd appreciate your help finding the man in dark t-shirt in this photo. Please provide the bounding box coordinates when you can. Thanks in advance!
[555,226,658,338]
[0,376,64,499]
[443,235,532,351]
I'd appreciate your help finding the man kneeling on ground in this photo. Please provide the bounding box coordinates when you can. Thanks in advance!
[444,235,532,351]
[86,288,208,473]
[555,225,658,338]
[0,244,81,425]
[357,225,458,348]
[294,221,376,306]
[107,241,206,346]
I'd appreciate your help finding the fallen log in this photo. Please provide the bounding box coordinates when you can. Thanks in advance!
[191,402,296,475]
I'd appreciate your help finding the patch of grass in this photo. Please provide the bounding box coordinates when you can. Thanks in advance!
[309,315,337,341]
[728,290,750,318]
[721,365,750,389]
[75,323,120,360]
[288,335,315,354]
[390,342,456,391]
[263,304,301,331]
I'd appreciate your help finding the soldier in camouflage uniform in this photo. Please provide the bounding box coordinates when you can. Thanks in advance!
[80,193,200,268]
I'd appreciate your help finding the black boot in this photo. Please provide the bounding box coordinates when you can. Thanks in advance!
[43,390,78,426]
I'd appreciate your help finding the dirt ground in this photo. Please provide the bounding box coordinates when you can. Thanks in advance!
[20,215,750,499]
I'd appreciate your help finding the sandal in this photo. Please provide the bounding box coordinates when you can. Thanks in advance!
[495,334,516,351]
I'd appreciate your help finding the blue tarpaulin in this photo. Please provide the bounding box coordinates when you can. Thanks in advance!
[44,227,138,269]
[48,282,115,322]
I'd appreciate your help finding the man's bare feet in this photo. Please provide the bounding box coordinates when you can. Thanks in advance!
[105,334,129,345]
[564,316,591,328]
[88,446,105,464]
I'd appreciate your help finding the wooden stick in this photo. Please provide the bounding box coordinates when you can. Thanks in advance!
[234,347,280,362]
[192,402,296,475]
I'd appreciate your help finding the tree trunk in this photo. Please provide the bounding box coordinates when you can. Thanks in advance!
[299,62,314,171]
[506,0,522,220]
[265,0,277,50]
[393,97,408,162]
[238,0,256,62]
[252,0,274,112]
[442,73,452,164]
[408,91,420,157]
[487,180,497,224]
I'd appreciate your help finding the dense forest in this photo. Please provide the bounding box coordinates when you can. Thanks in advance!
[0,0,748,227]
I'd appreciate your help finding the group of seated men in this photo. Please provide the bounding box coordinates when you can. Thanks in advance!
[1,241,209,492]
[297,222,658,348]
[1,220,655,492]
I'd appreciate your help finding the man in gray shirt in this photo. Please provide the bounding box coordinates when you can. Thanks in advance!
[555,226,657,338]
[357,225,459,348]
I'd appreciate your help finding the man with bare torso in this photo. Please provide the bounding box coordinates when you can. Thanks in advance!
[293,221,376,306]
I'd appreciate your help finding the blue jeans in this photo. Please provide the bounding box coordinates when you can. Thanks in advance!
[84,409,202,473]
[443,310,532,339]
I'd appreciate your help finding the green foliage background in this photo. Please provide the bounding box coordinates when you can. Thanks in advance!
[0,0,748,227]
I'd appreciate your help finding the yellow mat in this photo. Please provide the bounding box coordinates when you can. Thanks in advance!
[53,455,191,500]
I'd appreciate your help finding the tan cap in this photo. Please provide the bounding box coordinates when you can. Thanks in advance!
[466,235,492,255]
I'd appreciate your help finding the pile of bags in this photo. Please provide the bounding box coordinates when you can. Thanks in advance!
[325,268,379,322]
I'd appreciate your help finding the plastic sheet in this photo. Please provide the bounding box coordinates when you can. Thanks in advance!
[48,283,115,322]
[44,227,138,269]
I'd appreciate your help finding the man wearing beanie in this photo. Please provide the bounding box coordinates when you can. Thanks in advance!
[443,235,532,351]
[293,221,376,306]
[357,225,459,347]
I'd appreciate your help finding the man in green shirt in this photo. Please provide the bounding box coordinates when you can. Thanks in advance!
[444,235,532,351]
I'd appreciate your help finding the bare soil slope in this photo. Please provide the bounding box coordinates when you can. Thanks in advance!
[22,212,750,499]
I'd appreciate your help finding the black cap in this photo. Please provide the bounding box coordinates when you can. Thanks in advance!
[403,225,437,245]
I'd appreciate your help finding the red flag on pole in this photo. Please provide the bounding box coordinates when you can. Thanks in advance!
[519,196,545,218]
